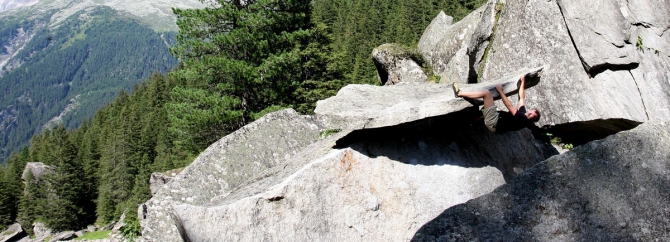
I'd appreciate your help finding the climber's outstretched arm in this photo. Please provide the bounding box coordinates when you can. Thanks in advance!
[517,75,527,108]
[495,85,517,115]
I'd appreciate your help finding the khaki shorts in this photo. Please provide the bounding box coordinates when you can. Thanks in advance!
[482,106,499,133]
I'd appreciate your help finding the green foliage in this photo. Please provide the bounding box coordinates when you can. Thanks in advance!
[546,133,574,150]
[635,35,661,54]
[319,129,342,139]
[167,0,345,152]
[119,218,141,240]
[0,149,27,229]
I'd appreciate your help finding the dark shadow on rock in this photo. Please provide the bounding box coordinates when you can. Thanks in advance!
[411,121,670,241]
[335,107,558,182]
[544,118,642,146]
[589,62,640,78]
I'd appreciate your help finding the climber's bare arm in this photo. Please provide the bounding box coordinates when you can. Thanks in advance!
[517,75,526,108]
[496,85,517,115]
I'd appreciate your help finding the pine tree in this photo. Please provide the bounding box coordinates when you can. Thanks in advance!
[167,0,331,153]
[17,171,45,235]
[40,125,85,231]
[0,149,25,228]
[0,166,11,229]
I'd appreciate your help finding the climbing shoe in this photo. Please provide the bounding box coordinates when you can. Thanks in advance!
[452,82,460,98]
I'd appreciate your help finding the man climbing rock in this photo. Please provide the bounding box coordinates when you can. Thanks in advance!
[452,76,540,133]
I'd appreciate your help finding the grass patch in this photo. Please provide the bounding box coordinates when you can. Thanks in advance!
[546,133,573,150]
[320,129,342,139]
[75,230,111,240]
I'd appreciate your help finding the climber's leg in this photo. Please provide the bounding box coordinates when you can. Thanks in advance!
[456,90,494,109]
[457,89,498,132]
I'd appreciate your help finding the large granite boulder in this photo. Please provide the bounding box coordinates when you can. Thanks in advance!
[150,108,555,241]
[21,162,54,181]
[477,0,670,130]
[417,11,453,58]
[413,120,670,241]
[419,5,484,83]
[0,223,26,242]
[371,44,428,85]
[139,109,324,241]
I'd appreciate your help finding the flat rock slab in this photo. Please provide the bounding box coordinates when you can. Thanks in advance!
[0,223,26,242]
[315,67,543,130]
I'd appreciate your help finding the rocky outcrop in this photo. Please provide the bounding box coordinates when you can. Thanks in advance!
[21,162,54,182]
[141,76,556,241]
[0,223,26,242]
[417,11,453,58]
[139,109,324,241]
[415,0,670,142]
[372,44,428,85]
[478,0,670,128]
[413,120,670,241]
[154,113,556,241]
[139,0,670,241]
[419,5,483,80]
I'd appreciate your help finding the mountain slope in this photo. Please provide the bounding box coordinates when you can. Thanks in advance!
[0,0,204,32]
[0,0,200,162]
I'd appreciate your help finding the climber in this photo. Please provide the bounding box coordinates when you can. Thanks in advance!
[452,75,540,134]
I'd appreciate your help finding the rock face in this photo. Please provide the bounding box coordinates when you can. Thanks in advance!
[413,120,670,241]
[557,0,640,73]
[148,169,181,196]
[0,223,26,242]
[372,44,428,85]
[139,109,324,241]
[414,0,670,143]
[21,162,54,181]
[417,11,453,58]
[140,0,670,241]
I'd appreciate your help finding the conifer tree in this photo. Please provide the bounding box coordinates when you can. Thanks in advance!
[17,171,44,235]
[167,0,322,153]
[0,149,27,229]
[0,167,11,229]
[40,125,86,231]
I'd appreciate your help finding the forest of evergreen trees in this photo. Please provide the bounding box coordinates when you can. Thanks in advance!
[0,0,485,238]
[0,7,178,163]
